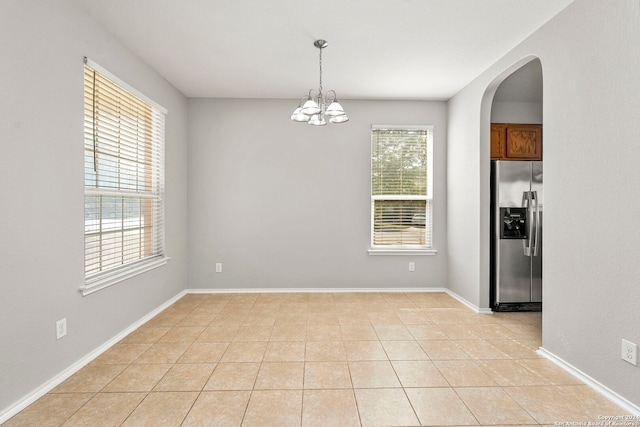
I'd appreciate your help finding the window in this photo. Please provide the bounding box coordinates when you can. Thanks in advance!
[370,126,435,254]
[82,59,167,295]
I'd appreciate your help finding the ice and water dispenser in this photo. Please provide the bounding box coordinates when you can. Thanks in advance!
[499,207,527,239]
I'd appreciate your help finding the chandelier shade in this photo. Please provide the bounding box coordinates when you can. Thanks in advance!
[291,40,349,126]
[290,108,309,122]
[325,99,345,117]
[301,96,321,115]
[329,114,349,124]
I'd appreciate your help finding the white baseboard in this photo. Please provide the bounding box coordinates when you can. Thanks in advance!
[186,286,449,294]
[13,286,603,425]
[442,289,493,314]
[0,290,187,425]
[537,347,640,415]
[186,287,494,314]
[1,287,461,423]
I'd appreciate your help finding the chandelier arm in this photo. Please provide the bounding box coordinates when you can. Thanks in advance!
[325,90,337,103]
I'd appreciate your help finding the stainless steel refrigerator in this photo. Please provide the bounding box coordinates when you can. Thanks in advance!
[490,160,542,312]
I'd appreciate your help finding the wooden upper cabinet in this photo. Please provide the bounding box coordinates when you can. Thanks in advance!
[505,125,542,159]
[491,123,542,160]
[491,124,506,159]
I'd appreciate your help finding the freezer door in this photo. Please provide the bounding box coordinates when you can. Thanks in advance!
[497,161,531,207]
[494,161,533,305]
[530,161,543,302]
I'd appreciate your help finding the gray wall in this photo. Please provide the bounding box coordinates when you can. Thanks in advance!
[0,0,188,413]
[448,0,640,406]
[187,99,448,290]
[491,101,542,124]
[3,0,640,414]
[491,59,543,124]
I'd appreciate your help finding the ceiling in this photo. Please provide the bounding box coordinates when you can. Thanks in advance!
[72,0,573,100]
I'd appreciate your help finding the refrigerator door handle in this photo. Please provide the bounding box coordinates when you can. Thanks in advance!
[532,191,540,256]
[522,191,532,256]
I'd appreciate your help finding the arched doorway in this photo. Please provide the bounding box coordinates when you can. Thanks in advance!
[483,57,543,314]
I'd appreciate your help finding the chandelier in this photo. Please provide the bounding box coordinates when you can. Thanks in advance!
[291,40,349,126]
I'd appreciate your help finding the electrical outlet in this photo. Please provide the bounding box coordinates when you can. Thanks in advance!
[408,262,415,272]
[621,339,637,366]
[215,263,222,273]
[56,318,67,340]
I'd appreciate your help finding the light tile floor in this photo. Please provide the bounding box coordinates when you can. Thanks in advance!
[5,292,629,426]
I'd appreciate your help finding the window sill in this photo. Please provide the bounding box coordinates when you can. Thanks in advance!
[368,248,438,256]
[80,256,170,296]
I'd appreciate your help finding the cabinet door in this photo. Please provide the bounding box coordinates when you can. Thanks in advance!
[505,125,542,160]
[490,124,506,159]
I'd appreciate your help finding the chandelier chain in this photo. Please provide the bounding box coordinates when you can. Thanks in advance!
[318,45,323,96]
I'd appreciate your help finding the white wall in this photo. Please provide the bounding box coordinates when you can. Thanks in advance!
[0,0,188,413]
[187,99,448,290]
[448,0,640,406]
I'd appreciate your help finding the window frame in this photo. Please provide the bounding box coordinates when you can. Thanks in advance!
[368,125,437,256]
[80,58,169,296]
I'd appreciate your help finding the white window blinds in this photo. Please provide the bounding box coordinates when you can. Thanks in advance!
[371,127,433,248]
[83,61,166,289]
